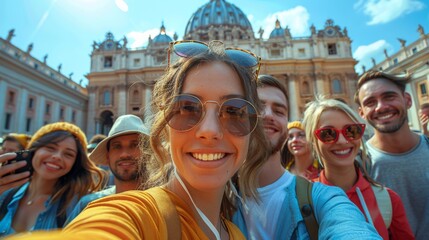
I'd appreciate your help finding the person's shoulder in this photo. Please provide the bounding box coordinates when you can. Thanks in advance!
[312,182,347,202]
[78,186,116,204]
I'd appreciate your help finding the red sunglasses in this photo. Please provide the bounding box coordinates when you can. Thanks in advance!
[314,124,366,144]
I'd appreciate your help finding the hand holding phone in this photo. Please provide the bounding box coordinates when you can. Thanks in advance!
[0,152,32,195]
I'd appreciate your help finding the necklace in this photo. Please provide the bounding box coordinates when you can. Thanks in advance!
[26,199,34,205]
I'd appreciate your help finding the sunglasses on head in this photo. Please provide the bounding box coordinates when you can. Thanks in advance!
[164,94,259,136]
[314,123,366,144]
[168,40,261,79]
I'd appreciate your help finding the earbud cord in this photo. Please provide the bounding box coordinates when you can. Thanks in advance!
[174,169,221,240]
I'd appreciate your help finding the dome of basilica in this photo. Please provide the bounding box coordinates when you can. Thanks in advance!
[184,0,254,41]
[152,23,173,44]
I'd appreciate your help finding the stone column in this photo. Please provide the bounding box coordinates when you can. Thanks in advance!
[17,89,28,133]
[287,74,299,121]
[117,84,127,116]
[86,86,97,137]
[0,81,6,134]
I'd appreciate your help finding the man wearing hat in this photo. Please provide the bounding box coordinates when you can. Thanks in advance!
[65,114,150,224]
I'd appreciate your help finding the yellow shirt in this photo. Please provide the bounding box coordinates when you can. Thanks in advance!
[6,187,244,240]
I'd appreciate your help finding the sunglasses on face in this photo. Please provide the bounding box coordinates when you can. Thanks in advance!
[168,40,261,79]
[314,123,366,144]
[164,94,259,136]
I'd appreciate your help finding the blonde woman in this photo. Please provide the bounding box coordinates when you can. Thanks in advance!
[303,97,414,239]
[283,121,320,180]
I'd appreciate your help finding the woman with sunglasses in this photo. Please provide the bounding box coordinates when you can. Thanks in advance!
[0,122,105,237]
[5,41,268,240]
[303,97,414,239]
[282,121,320,180]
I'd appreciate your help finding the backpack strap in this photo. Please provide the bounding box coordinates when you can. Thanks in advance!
[146,187,181,240]
[0,187,20,221]
[371,185,392,228]
[296,176,318,240]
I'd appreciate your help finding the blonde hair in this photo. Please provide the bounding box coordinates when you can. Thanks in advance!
[302,96,379,186]
[144,42,269,217]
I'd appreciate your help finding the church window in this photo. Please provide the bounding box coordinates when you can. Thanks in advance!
[298,48,306,57]
[303,81,310,94]
[393,58,398,65]
[4,113,12,130]
[133,58,140,67]
[132,90,140,103]
[7,90,15,104]
[328,44,337,55]
[103,90,111,105]
[104,56,113,68]
[420,83,427,96]
[412,47,417,54]
[332,79,342,93]
[26,118,32,132]
[270,49,280,57]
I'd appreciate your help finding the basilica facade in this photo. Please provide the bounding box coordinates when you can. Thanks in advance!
[86,0,357,137]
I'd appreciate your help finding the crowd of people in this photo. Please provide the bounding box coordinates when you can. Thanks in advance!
[0,40,427,239]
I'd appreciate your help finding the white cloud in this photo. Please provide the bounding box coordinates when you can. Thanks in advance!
[353,40,392,73]
[115,0,129,12]
[127,29,175,49]
[355,0,425,25]
[260,6,310,39]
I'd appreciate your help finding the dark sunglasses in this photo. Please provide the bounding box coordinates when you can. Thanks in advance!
[164,94,259,136]
[168,40,261,79]
[314,124,366,144]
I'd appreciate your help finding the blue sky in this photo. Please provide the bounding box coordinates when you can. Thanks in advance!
[1,0,427,86]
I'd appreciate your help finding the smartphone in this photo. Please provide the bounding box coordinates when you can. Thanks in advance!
[3,150,34,176]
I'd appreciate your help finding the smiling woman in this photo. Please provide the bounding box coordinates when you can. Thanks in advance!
[4,41,269,240]
[0,122,105,237]
[303,96,415,239]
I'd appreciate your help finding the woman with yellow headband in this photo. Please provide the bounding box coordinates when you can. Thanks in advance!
[0,122,105,237]
[282,121,320,180]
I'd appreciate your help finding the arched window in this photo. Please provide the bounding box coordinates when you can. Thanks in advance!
[332,79,342,94]
[303,81,310,94]
[132,89,140,103]
[103,90,111,105]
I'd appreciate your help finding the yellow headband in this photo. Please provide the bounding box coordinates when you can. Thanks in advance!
[7,133,31,149]
[27,122,88,152]
[287,121,304,130]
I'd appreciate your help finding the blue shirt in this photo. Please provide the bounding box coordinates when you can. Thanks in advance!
[0,182,78,237]
[65,186,116,225]
[233,173,382,239]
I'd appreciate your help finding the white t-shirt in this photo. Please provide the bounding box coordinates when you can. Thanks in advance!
[241,171,293,240]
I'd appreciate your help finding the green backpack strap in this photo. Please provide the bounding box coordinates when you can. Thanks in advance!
[146,187,181,240]
[296,176,318,240]
[371,185,392,228]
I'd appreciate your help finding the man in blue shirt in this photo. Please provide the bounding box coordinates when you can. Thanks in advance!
[233,75,381,239]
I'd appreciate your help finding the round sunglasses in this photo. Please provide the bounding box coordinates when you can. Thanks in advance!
[168,40,261,79]
[314,123,366,144]
[164,94,259,136]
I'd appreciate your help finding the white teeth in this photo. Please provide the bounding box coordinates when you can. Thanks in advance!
[333,149,351,155]
[378,113,393,120]
[192,153,225,161]
[46,163,60,169]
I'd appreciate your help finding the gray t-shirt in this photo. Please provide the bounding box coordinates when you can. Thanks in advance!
[367,134,429,239]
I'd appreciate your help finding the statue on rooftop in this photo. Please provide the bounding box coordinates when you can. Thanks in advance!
[6,29,15,42]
